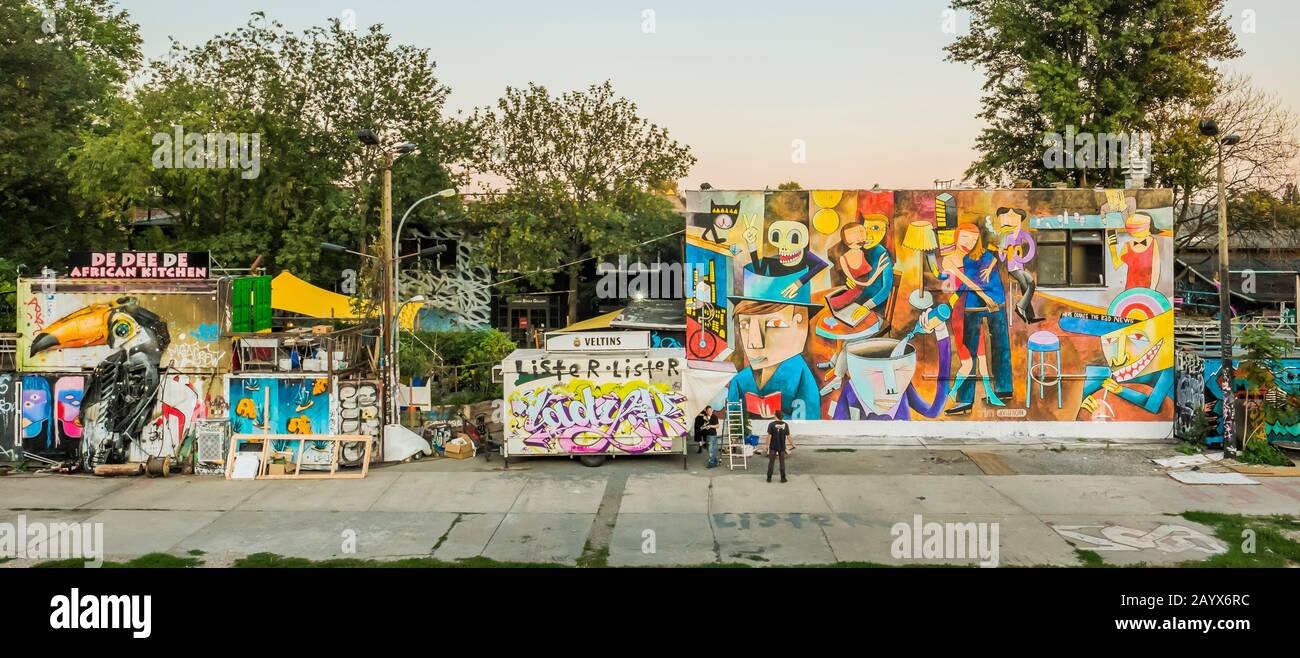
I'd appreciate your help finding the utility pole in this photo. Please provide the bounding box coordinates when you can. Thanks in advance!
[1200,119,1241,455]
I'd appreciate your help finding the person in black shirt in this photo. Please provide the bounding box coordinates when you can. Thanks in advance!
[766,411,794,483]
[693,406,714,455]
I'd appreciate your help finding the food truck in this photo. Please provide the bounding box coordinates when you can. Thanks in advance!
[501,330,687,466]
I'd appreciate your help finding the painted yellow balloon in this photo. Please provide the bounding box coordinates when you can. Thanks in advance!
[813,208,840,235]
[811,190,843,209]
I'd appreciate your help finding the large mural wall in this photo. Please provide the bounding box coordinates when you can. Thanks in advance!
[14,279,230,463]
[504,354,687,455]
[228,375,335,466]
[684,189,1176,433]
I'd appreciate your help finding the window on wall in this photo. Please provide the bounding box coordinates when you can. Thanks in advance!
[1036,230,1106,287]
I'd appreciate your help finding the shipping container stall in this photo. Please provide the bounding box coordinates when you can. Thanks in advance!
[502,331,687,466]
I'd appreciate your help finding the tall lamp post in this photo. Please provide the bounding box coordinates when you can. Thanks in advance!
[1198,119,1241,455]
[392,188,458,418]
[320,241,445,426]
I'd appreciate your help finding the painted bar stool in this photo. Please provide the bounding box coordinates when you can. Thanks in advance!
[1026,330,1062,409]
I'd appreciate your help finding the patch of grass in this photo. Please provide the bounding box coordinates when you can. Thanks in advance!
[187,549,206,556]
[0,557,12,565]
[34,553,202,569]
[230,552,566,568]
[1238,440,1293,466]
[432,513,469,553]
[1178,511,1300,568]
[1074,549,1109,568]
[1175,441,1201,456]
[576,539,610,568]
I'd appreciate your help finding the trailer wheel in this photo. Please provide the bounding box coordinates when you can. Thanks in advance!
[579,455,607,468]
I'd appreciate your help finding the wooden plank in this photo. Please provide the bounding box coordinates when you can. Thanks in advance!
[962,450,1017,476]
[1225,463,1300,477]
[227,433,372,480]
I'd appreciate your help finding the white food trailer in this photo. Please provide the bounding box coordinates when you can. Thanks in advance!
[500,331,688,466]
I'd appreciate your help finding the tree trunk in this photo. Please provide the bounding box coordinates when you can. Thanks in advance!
[567,262,580,327]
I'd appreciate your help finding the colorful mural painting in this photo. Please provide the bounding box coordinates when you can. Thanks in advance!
[0,374,17,460]
[228,376,335,465]
[1200,358,1300,446]
[684,189,1176,436]
[503,354,686,455]
[15,279,229,466]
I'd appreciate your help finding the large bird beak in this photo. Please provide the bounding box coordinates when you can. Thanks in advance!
[29,303,113,357]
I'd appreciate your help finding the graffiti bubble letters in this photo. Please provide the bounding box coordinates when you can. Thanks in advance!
[1052,524,1227,555]
[510,381,686,454]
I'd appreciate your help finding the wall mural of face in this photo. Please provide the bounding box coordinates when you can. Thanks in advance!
[860,215,888,249]
[844,338,917,415]
[737,304,808,371]
[767,220,810,268]
[1101,311,1173,383]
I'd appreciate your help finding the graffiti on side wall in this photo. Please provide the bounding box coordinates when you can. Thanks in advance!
[508,379,686,454]
[229,376,334,465]
[0,374,20,460]
[130,374,206,462]
[1174,351,1205,440]
[337,381,381,464]
[12,374,87,459]
[1202,358,1300,445]
[683,189,1176,431]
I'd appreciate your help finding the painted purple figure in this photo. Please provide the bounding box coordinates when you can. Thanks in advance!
[832,307,952,420]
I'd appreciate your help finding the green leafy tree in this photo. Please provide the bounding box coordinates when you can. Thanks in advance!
[0,0,142,274]
[471,81,695,325]
[1236,327,1295,465]
[65,14,471,287]
[945,0,1240,189]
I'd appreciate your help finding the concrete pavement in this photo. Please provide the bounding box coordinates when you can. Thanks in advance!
[1,444,1296,567]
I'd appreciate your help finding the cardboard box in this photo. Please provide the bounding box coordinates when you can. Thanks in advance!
[443,440,475,459]
[267,463,287,476]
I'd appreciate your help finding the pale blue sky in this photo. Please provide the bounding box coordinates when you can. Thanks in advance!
[115,0,1299,188]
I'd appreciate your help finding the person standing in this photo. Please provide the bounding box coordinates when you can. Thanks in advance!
[765,410,794,483]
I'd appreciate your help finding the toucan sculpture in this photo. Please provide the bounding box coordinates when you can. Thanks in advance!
[29,297,170,468]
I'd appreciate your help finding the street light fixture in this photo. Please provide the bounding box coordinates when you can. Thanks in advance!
[1200,117,1242,455]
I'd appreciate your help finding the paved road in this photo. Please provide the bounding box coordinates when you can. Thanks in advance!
[1,445,1296,567]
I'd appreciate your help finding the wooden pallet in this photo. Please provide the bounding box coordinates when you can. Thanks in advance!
[225,433,371,480]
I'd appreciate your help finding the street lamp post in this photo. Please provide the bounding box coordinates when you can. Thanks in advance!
[391,188,457,420]
[1198,119,1241,455]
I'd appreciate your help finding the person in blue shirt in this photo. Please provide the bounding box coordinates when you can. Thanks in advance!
[950,223,1012,414]
[725,299,822,421]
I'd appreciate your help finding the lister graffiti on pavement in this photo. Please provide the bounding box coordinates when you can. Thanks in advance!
[684,189,1176,432]
[505,356,686,455]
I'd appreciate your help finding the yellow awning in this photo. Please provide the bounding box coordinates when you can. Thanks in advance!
[271,272,362,319]
[556,308,624,332]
